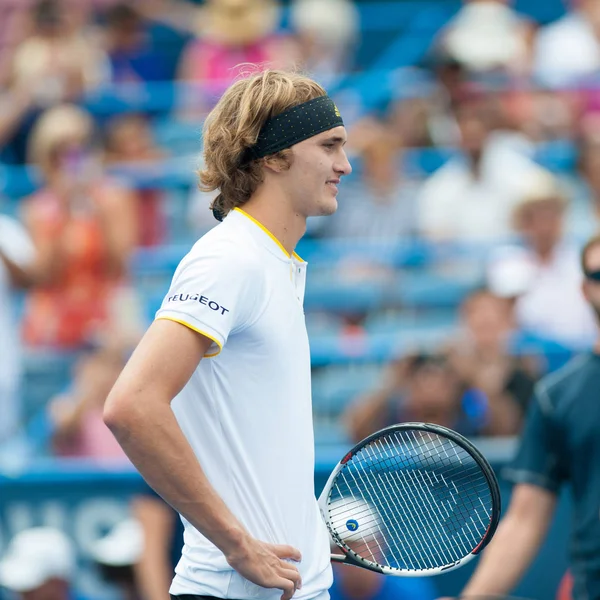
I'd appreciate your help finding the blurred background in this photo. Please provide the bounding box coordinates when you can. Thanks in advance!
[0,0,595,597]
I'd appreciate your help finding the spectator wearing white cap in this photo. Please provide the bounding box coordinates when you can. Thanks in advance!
[0,527,75,600]
[487,171,597,349]
[90,519,145,600]
[434,0,533,75]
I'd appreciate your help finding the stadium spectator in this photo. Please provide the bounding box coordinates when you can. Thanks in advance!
[343,352,482,444]
[454,233,600,600]
[568,115,600,239]
[90,518,145,600]
[323,117,419,242]
[0,0,30,88]
[20,104,141,349]
[130,495,179,600]
[0,81,38,164]
[0,0,109,164]
[83,439,182,600]
[417,93,549,241]
[391,48,471,148]
[102,3,171,84]
[445,288,539,436]
[533,0,600,87]
[167,0,296,115]
[0,209,37,445]
[289,0,359,89]
[394,55,531,149]
[103,113,164,166]
[433,0,534,75]
[49,342,129,460]
[0,527,76,600]
[103,113,168,247]
[9,0,109,106]
[487,171,597,349]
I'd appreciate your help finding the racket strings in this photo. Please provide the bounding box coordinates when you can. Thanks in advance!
[327,430,494,572]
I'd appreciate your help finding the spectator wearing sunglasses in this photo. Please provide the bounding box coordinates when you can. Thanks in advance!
[452,233,600,600]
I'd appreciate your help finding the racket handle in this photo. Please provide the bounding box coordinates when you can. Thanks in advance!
[330,554,347,563]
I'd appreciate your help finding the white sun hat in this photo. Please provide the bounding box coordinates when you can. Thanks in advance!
[0,527,75,592]
[89,519,144,567]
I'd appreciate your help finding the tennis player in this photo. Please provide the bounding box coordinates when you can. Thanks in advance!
[453,234,600,599]
[104,69,351,600]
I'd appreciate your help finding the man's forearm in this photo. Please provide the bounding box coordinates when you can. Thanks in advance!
[462,512,547,597]
[105,397,248,557]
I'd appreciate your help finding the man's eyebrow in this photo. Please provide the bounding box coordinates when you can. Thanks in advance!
[322,135,347,145]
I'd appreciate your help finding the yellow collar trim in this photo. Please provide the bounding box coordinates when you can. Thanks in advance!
[233,207,305,262]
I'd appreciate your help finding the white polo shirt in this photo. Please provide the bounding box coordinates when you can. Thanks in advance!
[155,208,332,600]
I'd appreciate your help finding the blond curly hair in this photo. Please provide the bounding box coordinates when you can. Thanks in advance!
[199,69,327,219]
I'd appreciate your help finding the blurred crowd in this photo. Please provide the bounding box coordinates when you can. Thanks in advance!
[1,0,600,597]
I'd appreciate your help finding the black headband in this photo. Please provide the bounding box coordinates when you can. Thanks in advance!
[244,95,344,163]
[213,96,343,222]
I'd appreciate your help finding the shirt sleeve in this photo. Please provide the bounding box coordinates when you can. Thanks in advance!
[155,245,263,357]
[0,217,35,267]
[503,388,567,494]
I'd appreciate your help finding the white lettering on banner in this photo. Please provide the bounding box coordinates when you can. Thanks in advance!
[75,498,130,556]
[0,497,131,599]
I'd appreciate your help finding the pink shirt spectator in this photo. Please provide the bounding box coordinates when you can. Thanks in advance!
[179,35,292,105]
[56,407,129,461]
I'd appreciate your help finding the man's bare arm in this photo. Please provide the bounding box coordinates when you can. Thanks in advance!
[104,319,302,600]
[460,483,556,598]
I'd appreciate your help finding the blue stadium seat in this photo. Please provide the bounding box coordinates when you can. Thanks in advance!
[21,351,77,424]
[313,420,351,446]
[312,363,383,417]
[364,309,457,334]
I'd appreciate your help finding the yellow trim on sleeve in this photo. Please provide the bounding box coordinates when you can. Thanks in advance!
[156,316,222,358]
[234,207,305,262]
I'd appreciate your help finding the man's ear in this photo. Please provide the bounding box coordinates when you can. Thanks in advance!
[263,153,292,173]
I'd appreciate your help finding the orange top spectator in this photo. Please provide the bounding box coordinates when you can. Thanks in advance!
[21,104,140,349]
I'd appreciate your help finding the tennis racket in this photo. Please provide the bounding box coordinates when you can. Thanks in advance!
[318,422,501,577]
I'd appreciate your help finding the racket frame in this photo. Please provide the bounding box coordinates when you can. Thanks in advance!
[318,422,501,576]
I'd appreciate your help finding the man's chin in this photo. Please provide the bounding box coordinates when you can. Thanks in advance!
[318,197,338,216]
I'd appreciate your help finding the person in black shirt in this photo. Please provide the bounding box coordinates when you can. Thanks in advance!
[454,232,600,600]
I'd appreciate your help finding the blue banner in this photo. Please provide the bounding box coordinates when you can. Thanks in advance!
[0,449,569,599]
